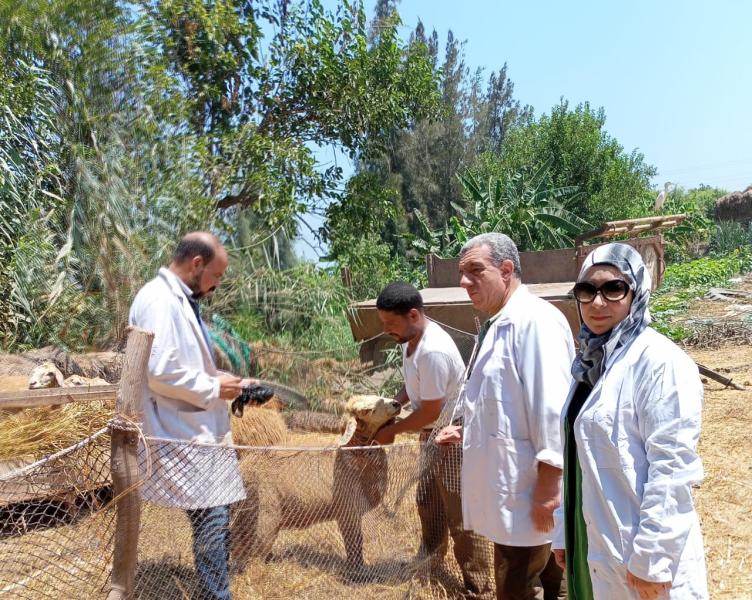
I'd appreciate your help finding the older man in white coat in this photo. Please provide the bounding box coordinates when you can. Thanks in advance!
[436,232,574,600]
[129,232,250,600]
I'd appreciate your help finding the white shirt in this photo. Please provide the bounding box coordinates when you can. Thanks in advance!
[461,285,575,546]
[402,320,464,415]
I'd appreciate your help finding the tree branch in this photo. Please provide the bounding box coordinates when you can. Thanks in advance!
[216,191,259,210]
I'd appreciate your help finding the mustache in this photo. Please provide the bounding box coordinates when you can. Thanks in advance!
[192,285,217,300]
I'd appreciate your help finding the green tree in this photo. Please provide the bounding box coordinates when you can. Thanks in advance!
[325,15,530,279]
[656,185,726,261]
[0,0,441,349]
[474,100,656,225]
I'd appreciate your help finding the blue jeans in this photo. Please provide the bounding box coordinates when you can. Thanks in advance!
[186,505,232,600]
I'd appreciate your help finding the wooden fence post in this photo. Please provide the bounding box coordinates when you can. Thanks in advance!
[107,326,153,600]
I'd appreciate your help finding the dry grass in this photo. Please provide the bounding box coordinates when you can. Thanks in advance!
[0,400,114,462]
[687,345,752,599]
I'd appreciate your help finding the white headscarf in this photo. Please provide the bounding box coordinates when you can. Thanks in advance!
[571,243,652,387]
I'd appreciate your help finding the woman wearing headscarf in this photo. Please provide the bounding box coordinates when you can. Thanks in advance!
[551,243,708,599]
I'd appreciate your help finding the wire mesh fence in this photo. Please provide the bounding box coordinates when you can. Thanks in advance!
[0,422,500,600]
[0,428,115,598]
[0,410,500,599]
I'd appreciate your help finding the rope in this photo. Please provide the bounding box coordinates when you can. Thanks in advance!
[252,330,386,358]
[425,315,479,339]
[144,434,420,453]
[108,415,143,434]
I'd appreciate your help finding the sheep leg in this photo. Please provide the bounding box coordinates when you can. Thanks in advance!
[337,513,364,568]
[229,500,255,573]
[253,494,282,562]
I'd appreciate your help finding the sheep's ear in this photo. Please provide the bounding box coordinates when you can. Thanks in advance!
[338,417,357,445]
[353,407,373,419]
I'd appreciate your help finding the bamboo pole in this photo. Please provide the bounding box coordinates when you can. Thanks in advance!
[575,213,688,245]
[107,326,153,600]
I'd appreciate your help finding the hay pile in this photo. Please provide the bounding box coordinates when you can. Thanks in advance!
[0,400,113,463]
[688,346,752,598]
[715,185,752,222]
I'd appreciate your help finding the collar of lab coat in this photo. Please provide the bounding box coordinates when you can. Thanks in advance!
[471,284,529,367]
[157,267,215,367]
[562,325,643,423]
[491,283,528,326]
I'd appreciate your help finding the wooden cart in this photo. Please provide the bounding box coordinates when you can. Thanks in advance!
[347,214,686,364]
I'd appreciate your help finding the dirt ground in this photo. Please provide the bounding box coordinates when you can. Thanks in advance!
[687,345,752,599]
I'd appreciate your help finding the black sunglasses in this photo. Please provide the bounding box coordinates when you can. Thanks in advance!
[572,279,631,303]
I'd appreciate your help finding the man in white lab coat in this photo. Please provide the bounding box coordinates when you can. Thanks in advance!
[129,232,251,600]
[436,233,574,600]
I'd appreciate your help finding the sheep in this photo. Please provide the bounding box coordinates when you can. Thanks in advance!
[28,362,109,389]
[28,362,65,389]
[230,395,401,571]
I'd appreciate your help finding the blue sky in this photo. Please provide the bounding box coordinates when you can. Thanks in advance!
[298,0,752,259]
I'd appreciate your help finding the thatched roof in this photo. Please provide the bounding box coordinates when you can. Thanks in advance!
[715,185,752,222]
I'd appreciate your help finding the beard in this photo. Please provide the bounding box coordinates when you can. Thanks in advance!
[186,272,216,300]
[388,333,409,344]
[186,273,203,298]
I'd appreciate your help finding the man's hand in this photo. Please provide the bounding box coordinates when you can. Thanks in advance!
[553,549,566,570]
[374,425,396,446]
[530,462,561,533]
[240,377,260,388]
[627,571,671,599]
[218,374,243,400]
[435,424,463,445]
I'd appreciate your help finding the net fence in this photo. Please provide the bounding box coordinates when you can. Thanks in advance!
[0,398,498,599]
[0,428,115,598]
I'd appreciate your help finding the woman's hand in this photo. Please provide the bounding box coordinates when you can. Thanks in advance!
[627,570,671,600]
[553,549,566,570]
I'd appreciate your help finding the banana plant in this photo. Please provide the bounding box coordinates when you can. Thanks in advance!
[411,157,590,255]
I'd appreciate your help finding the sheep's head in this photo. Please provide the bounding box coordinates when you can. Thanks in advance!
[340,395,401,445]
[28,362,64,389]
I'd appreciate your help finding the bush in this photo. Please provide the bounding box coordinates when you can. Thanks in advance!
[710,221,751,255]
[661,248,752,291]
[650,248,752,343]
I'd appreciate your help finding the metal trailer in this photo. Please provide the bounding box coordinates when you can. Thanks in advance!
[346,214,687,365]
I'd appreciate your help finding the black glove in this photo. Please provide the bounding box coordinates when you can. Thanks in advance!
[231,384,275,417]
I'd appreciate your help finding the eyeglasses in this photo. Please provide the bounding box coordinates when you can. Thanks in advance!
[572,279,631,303]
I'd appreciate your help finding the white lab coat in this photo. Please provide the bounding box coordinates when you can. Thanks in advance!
[552,327,708,599]
[462,285,575,546]
[128,268,245,509]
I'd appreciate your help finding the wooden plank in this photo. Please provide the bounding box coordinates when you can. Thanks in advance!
[349,283,577,342]
[0,385,118,409]
[354,282,574,309]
